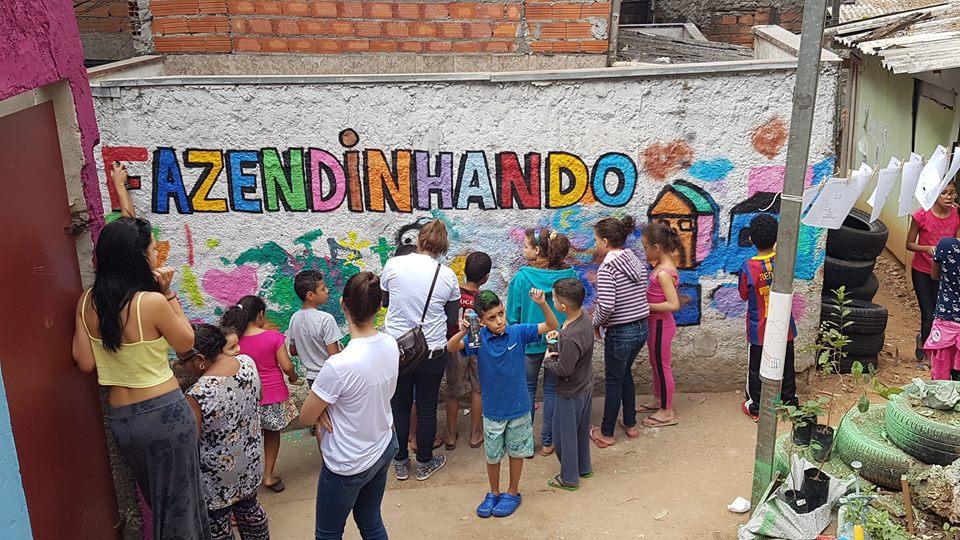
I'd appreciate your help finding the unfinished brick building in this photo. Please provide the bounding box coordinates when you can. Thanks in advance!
[652,0,804,46]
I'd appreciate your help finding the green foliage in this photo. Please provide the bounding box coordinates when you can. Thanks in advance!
[803,286,852,374]
[850,360,904,412]
[844,497,910,540]
[776,397,828,428]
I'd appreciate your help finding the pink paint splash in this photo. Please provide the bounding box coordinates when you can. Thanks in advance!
[792,294,807,320]
[202,266,258,306]
[747,166,817,197]
[184,223,194,266]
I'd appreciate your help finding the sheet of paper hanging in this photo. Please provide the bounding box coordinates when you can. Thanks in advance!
[916,145,950,211]
[899,154,925,217]
[868,156,902,223]
[800,165,872,229]
[759,291,794,381]
[943,146,960,186]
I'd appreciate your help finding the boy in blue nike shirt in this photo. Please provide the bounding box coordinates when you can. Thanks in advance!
[448,288,558,518]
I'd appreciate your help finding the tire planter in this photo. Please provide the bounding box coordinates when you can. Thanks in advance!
[826,208,889,262]
[844,272,880,302]
[885,385,960,465]
[820,298,888,335]
[834,404,922,490]
[823,256,876,291]
[835,354,878,375]
[844,332,886,357]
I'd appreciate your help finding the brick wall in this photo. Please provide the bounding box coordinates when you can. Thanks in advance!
[75,0,134,34]
[653,1,803,47]
[142,0,610,55]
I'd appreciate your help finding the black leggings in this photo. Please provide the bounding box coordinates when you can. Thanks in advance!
[913,268,939,345]
[391,354,447,464]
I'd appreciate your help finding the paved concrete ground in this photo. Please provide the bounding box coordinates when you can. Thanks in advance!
[261,391,756,539]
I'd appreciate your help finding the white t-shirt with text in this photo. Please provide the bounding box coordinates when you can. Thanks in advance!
[311,332,399,475]
[380,253,460,350]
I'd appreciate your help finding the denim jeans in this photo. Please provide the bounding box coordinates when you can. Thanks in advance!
[391,354,446,463]
[601,320,648,437]
[315,433,398,540]
[525,352,557,446]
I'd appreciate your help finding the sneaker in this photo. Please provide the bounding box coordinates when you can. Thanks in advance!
[415,455,446,481]
[393,459,410,481]
[741,401,759,423]
[492,492,521,517]
[476,492,499,518]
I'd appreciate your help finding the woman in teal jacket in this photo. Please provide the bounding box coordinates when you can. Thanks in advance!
[507,228,578,456]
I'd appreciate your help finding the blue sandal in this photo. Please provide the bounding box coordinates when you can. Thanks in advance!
[492,492,522,517]
[476,493,499,518]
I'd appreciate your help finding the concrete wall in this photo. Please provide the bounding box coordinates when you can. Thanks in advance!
[90,64,837,391]
[654,0,803,47]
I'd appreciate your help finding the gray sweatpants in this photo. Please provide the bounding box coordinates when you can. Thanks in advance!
[552,390,593,486]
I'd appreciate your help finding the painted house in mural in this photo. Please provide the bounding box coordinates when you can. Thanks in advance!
[725,191,780,273]
[648,179,719,269]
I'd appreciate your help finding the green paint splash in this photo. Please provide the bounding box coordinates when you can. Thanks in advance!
[180,265,204,307]
[205,238,220,248]
[105,211,122,224]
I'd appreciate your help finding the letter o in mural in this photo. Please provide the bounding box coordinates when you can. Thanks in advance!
[592,152,637,207]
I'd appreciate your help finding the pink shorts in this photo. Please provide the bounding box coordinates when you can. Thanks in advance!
[924,319,960,380]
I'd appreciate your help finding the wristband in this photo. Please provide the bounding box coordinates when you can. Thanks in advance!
[165,292,178,301]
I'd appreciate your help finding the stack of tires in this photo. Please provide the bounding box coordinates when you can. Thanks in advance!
[822,208,890,373]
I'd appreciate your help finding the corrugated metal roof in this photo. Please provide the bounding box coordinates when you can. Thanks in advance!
[837,0,945,23]
[832,0,960,74]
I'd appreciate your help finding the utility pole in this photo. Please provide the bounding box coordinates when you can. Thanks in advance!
[750,0,829,506]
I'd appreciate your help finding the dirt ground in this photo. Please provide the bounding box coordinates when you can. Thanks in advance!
[260,251,928,539]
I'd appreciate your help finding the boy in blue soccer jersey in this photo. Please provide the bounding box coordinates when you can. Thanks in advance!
[447,288,558,518]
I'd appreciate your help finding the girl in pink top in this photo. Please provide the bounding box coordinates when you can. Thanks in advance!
[907,181,960,365]
[638,223,682,427]
[222,295,298,493]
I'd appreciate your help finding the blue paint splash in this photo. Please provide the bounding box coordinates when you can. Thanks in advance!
[689,158,734,182]
[810,156,835,186]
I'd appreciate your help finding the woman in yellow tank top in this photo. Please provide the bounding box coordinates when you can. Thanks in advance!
[72,217,210,539]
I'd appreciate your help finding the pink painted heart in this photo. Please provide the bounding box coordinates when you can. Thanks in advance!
[202,266,259,306]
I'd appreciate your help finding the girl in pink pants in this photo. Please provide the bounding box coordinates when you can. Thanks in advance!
[638,223,682,427]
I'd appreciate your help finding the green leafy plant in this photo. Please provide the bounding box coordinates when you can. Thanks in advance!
[776,397,829,427]
[863,508,910,540]
[804,286,852,374]
[851,360,904,413]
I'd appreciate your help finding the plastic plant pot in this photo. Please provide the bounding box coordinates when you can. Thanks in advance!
[792,413,817,446]
[801,468,831,511]
[784,489,809,514]
[810,425,834,462]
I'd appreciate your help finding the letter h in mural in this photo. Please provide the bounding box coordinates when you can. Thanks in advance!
[647,179,719,270]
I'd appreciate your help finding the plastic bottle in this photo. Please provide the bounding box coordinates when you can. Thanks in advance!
[468,313,481,348]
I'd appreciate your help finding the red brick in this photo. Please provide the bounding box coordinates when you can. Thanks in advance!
[396,3,421,18]
[229,17,248,32]
[313,39,340,53]
[288,38,313,51]
[504,4,521,20]
[425,40,452,52]
[738,14,753,24]
[248,18,272,33]
[368,40,398,52]
[452,41,481,53]
[342,39,369,51]
[384,21,409,37]
[566,22,593,38]
[399,41,423,52]
[253,1,280,14]
[300,19,325,34]
[579,39,608,52]
[234,36,261,50]
[552,3,581,19]
[538,22,565,39]
[530,41,552,52]
[475,3,503,19]
[311,1,337,16]
[275,19,300,34]
[481,40,513,52]
[338,2,363,17]
[188,16,229,33]
[151,0,200,15]
[422,3,449,18]
[410,22,438,37]
[199,1,228,14]
[581,2,611,16]
[282,2,309,15]
[155,17,189,34]
[261,37,288,51]
[464,22,491,38]
[227,0,256,13]
[447,4,475,19]
[526,5,551,20]
[327,20,353,34]
[205,36,232,51]
[551,41,580,53]
[754,9,770,23]
[364,2,393,18]
[355,21,383,37]
[719,14,737,25]
[439,22,464,38]
[492,23,517,38]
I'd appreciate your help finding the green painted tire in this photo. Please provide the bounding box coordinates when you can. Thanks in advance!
[884,385,960,465]
[834,404,922,490]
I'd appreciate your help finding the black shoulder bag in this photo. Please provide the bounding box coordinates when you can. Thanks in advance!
[396,263,441,376]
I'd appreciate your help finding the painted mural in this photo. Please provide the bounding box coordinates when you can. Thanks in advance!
[98,123,834,339]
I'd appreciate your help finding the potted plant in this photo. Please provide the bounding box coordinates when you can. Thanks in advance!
[803,435,833,511]
[803,286,852,375]
[777,397,828,447]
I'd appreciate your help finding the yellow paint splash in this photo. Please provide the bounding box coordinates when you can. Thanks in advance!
[180,265,205,307]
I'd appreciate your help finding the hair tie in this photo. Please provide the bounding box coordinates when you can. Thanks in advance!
[550,231,558,239]
[236,303,243,309]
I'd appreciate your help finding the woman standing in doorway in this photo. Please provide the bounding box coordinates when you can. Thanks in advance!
[72,217,209,538]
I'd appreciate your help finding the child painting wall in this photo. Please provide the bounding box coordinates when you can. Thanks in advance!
[90,68,838,392]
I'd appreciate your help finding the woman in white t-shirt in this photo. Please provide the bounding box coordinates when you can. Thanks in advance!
[300,272,399,539]
[380,220,461,482]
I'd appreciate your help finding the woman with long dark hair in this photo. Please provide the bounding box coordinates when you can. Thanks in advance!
[301,272,399,539]
[72,217,209,538]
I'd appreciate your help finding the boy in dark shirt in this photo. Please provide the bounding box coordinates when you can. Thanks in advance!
[543,278,594,491]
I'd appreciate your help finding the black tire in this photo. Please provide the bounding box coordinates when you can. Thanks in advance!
[824,256,876,291]
[885,387,960,465]
[845,332,885,357]
[826,208,889,262]
[820,298,888,335]
[834,405,923,490]
[835,354,878,375]
[844,273,879,302]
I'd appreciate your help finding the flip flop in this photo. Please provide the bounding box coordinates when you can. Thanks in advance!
[264,477,285,493]
[618,418,640,438]
[540,445,555,457]
[642,416,678,428]
[548,474,579,491]
[580,471,594,479]
[469,436,484,449]
[445,432,458,451]
[635,404,660,413]
[589,427,614,449]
